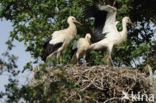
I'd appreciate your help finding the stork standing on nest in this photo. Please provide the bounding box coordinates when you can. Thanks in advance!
[41,16,81,64]
[71,33,91,65]
[83,5,134,66]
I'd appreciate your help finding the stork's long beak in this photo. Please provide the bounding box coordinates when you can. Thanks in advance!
[128,20,135,26]
[74,20,82,25]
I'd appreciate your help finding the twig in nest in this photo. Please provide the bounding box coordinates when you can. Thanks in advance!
[78,93,82,102]
[80,78,96,91]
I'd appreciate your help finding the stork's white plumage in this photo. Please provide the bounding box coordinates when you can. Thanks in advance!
[90,17,133,66]
[72,33,91,65]
[84,5,133,66]
[41,16,81,63]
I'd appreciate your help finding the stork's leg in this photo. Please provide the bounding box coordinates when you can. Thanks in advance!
[113,0,117,6]
[46,50,58,62]
[59,52,62,64]
[56,53,59,64]
[83,54,86,59]
[106,55,111,66]
[46,53,54,62]
[56,52,61,64]
[108,54,114,67]
[76,53,79,65]
[83,54,87,62]
[107,45,114,67]
[82,54,87,66]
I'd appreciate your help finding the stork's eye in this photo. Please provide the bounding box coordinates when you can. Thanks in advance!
[72,18,75,20]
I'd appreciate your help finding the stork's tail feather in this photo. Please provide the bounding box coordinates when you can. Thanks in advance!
[41,42,63,62]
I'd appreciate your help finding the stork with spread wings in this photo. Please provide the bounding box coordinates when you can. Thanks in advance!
[83,5,133,66]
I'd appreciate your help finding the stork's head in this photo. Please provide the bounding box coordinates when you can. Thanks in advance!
[85,33,91,39]
[123,17,133,25]
[85,33,91,43]
[67,16,81,24]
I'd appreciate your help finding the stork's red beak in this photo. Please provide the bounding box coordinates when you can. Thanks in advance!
[74,20,82,25]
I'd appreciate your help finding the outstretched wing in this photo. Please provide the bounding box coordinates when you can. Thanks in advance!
[83,5,118,42]
[98,5,118,34]
[83,5,107,42]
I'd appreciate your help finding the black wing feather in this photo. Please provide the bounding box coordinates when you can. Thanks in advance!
[83,5,107,42]
[71,41,77,57]
[43,36,52,48]
[71,41,78,64]
[41,37,63,61]
[83,6,99,18]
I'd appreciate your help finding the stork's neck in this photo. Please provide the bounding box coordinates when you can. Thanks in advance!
[85,37,90,43]
[68,21,77,36]
[120,20,128,41]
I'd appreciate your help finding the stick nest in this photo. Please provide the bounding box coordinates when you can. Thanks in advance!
[31,65,154,103]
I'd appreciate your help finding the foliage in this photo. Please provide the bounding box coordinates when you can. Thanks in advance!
[0,51,18,76]
[0,0,156,102]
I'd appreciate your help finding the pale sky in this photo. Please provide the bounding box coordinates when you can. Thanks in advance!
[0,20,34,93]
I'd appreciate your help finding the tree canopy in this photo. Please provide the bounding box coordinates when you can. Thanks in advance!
[0,0,156,102]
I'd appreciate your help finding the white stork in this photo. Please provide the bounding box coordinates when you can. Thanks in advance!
[71,33,91,65]
[41,16,81,63]
[83,5,134,66]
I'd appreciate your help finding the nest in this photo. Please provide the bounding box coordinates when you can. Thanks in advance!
[31,65,154,103]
